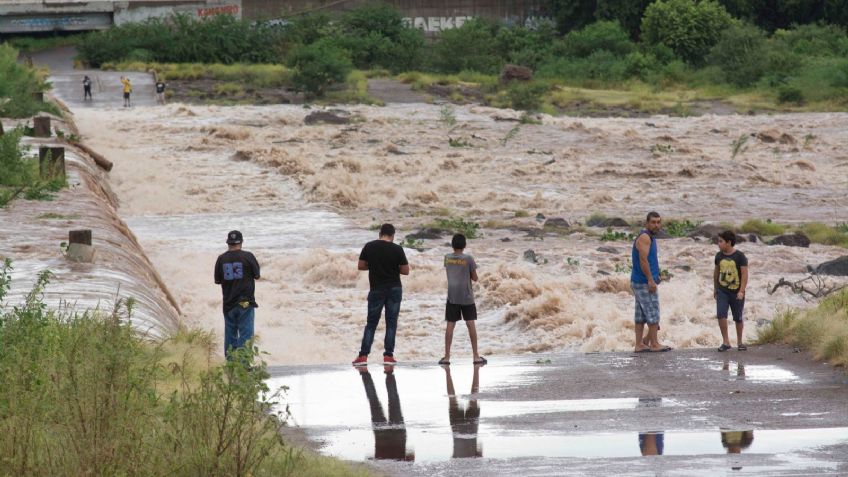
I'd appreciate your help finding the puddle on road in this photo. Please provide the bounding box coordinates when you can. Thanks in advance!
[713,359,802,382]
[266,363,847,464]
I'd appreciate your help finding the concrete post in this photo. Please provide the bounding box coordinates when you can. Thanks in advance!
[67,229,95,263]
[33,116,51,137]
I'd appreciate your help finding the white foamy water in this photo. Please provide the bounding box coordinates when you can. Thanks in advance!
[70,104,848,365]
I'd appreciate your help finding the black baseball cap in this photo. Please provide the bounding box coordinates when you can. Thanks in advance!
[226,230,243,244]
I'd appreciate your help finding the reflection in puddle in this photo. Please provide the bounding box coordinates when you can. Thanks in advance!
[267,364,848,464]
[716,357,800,382]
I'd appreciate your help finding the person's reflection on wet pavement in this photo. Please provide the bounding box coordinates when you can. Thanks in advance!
[639,432,665,456]
[444,364,483,458]
[358,367,414,461]
[722,354,746,378]
[721,430,754,453]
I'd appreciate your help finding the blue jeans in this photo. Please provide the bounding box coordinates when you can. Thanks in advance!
[224,305,255,358]
[359,287,402,357]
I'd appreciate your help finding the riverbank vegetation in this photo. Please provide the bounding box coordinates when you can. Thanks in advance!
[0,261,370,476]
[70,1,848,110]
[757,289,848,369]
[0,44,56,118]
[0,127,66,208]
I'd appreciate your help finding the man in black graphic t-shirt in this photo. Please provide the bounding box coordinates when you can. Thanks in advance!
[353,223,409,367]
[714,230,749,352]
[214,230,261,359]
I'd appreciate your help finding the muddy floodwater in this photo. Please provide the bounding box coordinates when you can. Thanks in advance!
[68,103,848,365]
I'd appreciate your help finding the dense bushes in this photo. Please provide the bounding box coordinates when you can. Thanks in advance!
[287,40,352,96]
[0,262,364,477]
[69,3,848,107]
[77,14,283,66]
[0,44,51,118]
[641,0,734,65]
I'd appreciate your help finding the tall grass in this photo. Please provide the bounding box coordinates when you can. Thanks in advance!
[0,260,370,476]
[740,219,787,236]
[757,290,848,368]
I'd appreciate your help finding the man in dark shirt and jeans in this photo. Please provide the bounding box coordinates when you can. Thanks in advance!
[214,230,261,359]
[353,224,410,367]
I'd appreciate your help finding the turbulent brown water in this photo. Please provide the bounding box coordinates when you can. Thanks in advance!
[70,104,848,365]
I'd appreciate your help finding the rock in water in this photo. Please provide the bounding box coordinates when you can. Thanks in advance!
[523,249,538,263]
[543,218,570,229]
[587,216,630,227]
[815,256,848,276]
[768,233,811,248]
[304,110,350,125]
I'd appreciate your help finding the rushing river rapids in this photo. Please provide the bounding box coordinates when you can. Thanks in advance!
[0,127,180,337]
[59,102,847,365]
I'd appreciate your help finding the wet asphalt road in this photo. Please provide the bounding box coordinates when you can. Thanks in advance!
[31,46,157,109]
[268,345,848,476]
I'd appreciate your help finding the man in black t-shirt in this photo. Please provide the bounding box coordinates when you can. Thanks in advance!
[155,80,167,104]
[353,224,410,367]
[214,230,261,359]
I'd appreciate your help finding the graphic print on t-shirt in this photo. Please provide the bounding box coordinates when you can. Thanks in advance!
[718,258,741,290]
[223,262,243,281]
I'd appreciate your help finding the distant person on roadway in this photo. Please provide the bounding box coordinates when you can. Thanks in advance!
[214,230,261,359]
[120,76,132,107]
[156,80,167,104]
[83,75,92,101]
[439,233,486,366]
[714,230,749,352]
[353,223,409,367]
[632,211,672,353]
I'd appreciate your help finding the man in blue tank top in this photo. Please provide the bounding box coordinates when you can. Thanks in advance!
[631,212,672,352]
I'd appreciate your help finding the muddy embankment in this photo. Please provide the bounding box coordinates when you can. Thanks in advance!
[67,103,848,365]
[0,110,180,338]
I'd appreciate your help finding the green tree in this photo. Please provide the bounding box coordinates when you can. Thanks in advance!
[641,0,734,64]
[556,20,636,57]
[287,39,352,96]
[596,0,655,38]
[430,18,502,74]
[543,0,599,34]
[708,23,769,86]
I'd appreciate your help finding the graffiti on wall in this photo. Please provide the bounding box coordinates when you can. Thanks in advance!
[402,15,553,32]
[197,4,240,17]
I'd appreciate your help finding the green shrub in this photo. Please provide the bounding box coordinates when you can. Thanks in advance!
[432,217,482,239]
[0,44,51,118]
[773,23,848,57]
[287,39,353,97]
[495,22,558,70]
[798,222,848,247]
[664,218,701,237]
[556,20,636,58]
[507,81,550,111]
[708,23,770,86]
[430,18,501,74]
[740,219,786,236]
[641,0,734,65]
[777,85,804,104]
[334,4,425,73]
[0,128,34,188]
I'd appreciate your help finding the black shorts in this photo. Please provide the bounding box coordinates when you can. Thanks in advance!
[716,288,745,322]
[446,302,477,322]
[123,92,130,99]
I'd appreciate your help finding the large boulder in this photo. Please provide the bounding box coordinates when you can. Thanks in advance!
[587,216,630,227]
[687,223,726,239]
[769,233,811,248]
[543,218,570,229]
[304,110,350,125]
[814,256,848,276]
[500,64,533,84]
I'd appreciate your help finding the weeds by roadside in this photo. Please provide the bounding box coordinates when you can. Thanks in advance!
[0,127,66,208]
[0,260,371,476]
[757,290,848,369]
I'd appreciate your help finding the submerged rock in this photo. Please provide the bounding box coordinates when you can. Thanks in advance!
[406,228,444,240]
[768,233,810,248]
[523,249,538,263]
[814,256,848,276]
[543,218,570,229]
[587,216,629,227]
[304,110,350,125]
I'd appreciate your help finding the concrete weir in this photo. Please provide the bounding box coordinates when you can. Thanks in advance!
[0,0,242,34]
